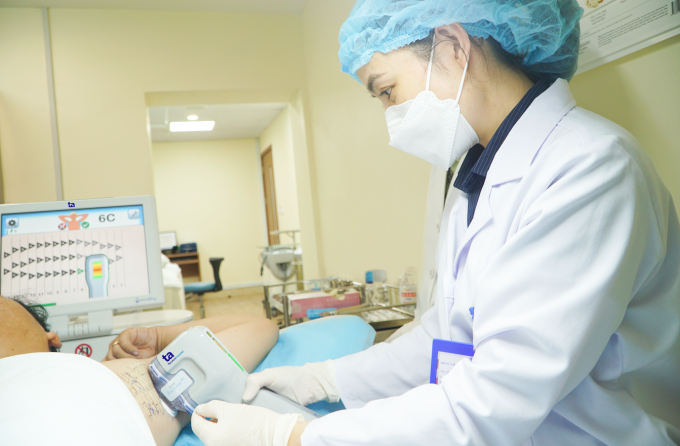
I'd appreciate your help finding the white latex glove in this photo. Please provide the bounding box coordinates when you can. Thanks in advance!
[191,400,302,446]
[242,360,340,406]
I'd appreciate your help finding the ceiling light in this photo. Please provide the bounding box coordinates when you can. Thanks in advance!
[187,115,199,121]
[169,121,215,132]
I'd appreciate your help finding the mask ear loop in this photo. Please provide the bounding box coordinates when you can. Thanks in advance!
[455,51,469,103]
[425,35,436,92]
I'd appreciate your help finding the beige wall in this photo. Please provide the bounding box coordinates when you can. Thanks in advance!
[301,0,431,284]
[153,139,265,286]
[259,107,301,235]
[1,4,677,289]
[298,0,680,285]
[258,107,300,286]
[570,34,680,205]
[0,9,57,203]
[257,97,321,282]
[48,9,305,201]
[288,91,320,279]
[0,8,305,203]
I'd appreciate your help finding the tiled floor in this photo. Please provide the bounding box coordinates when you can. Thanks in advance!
[185,286,268,320]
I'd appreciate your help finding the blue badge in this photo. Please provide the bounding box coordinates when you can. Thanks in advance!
[430,339,474,385]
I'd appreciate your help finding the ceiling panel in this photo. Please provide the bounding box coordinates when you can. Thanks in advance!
[0,0,309,14]
[149,103,287,143]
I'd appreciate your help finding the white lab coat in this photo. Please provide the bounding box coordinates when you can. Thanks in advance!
[302,80,680,445]
[415,163,447,318]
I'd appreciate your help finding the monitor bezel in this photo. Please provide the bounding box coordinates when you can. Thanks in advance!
[0,195,164,316]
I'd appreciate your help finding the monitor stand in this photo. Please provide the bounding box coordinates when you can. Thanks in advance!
[50,309,114,341]
[56,309,194,361]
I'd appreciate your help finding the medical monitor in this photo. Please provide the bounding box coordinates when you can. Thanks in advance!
[160,231,177,251]
[0,196,164,326]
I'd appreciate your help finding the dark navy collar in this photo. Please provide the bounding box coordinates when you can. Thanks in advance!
[452,78,555,225]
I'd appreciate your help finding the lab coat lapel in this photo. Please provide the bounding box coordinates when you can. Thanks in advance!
[453,190,493,279]
[417,164,447,319]
[453,80,577,275]
[435,160,466,340]
[437,184,456,340]
[485,79,577,188]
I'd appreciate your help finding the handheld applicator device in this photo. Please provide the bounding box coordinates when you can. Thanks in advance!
[148,326,320,421]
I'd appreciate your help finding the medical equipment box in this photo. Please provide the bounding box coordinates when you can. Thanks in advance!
[178,242,197,253]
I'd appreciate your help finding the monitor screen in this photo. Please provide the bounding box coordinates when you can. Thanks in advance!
[0,205,150,308]
[159,231,177,250]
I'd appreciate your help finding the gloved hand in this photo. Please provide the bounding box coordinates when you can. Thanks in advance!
[191,400,303,446]
[104,327,159,361]
[242,360,340,406]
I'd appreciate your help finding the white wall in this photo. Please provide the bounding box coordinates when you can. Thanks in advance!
[152,139,265,287]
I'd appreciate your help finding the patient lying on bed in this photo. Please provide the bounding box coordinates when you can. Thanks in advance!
[0,296,279,446]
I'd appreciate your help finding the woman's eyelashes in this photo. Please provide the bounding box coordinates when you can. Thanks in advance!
[380,87,393,99]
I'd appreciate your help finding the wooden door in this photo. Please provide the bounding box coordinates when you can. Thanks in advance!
[261,146,280,245]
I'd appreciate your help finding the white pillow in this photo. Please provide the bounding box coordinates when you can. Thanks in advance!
[0,352,155,446]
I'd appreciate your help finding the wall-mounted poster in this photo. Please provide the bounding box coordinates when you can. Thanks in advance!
[576,0,680,74]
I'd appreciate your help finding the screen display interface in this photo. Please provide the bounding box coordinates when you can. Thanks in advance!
[0,205,150,306]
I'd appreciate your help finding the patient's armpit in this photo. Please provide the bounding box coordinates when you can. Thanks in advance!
[115,360,167,422]
[102,358,190,446]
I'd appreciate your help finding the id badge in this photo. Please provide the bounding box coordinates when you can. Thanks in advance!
[430,339,474,384]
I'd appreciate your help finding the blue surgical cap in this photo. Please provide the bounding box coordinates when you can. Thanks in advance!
[338,0,584,82]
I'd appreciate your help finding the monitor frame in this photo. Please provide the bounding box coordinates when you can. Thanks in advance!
[0,195,164,317]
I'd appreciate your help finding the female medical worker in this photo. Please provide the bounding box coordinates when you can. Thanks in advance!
[191,1,680,445]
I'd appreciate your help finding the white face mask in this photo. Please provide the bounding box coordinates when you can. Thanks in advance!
[385,38,479,170]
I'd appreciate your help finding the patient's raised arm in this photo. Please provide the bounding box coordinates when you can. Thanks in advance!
[104,326,159,360]
[105,314,279,371]
[100,314,278,446]
[208,314,279,372]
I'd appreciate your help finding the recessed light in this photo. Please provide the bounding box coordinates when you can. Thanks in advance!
[187,115,199,121]
[169,121,215,132]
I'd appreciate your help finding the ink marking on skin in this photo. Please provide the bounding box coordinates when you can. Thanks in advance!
[115,361,174,422]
